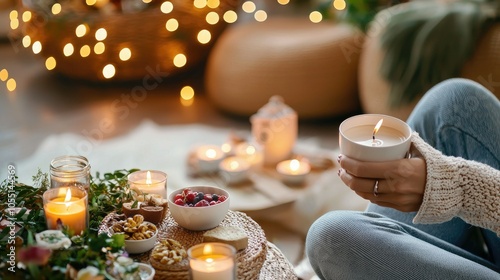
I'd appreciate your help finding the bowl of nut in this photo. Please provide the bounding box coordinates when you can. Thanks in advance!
[110,214,158,254]
[168,186,230,231]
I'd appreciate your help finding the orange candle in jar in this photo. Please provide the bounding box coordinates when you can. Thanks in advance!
[43,187,87,235]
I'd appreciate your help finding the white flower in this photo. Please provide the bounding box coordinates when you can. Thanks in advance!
[35,230,71,250]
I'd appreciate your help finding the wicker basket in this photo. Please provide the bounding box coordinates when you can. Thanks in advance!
[20,0,238,81]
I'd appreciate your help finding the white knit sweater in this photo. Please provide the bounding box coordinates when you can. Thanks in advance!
[412,133,500,235]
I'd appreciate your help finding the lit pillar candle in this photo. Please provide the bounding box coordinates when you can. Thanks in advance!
[276,159,311,185]
[127,170,167,198]
[43,187,88,235]
[219,156,250,184]
[188,243,236,280]
[196,145,224,173]
[339,114,412,161]
[234,142,263,169]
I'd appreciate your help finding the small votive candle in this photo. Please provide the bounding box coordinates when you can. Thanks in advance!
[219,156,250,184]
[196,145,224,173]
[188,243,236,280]
[233,142,263,169]
[276,159,311,185]
[128,170,167,198]
[43,187,88,235]
[339,114,412,161]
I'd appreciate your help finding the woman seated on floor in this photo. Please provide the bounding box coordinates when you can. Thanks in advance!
[306,78,500,279]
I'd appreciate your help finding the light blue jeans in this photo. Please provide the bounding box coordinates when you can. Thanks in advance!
[306,78,500,279]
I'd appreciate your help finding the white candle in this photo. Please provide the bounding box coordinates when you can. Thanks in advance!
[43,187,88,235]
[188,243,236,280]
[219,156,250,184]
[234,142,263,169]
[128,170,167,198]
[196,145,224,173]
[339,114,412,162]
[276,159,311,185]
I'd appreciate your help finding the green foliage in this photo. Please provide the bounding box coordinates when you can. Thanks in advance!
[0,168,139,279]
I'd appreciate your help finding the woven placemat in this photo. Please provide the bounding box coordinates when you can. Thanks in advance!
[101,210,274,280]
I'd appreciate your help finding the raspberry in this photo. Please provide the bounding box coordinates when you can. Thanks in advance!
[182,188,191,197]
[209,201,217,206]
[185,192,196,203]
[218,195,227,202]
[194,200,209,207]
[174,198,184,206]
[204,194,213,202]
[174,193,184,201]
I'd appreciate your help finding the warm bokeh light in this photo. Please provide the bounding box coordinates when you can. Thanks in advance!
[22,11,32,22]
[52,3,62,14]
[143,0,152,3]
[10,18,19,30]
[309,11,322,23]
[333,0,346,10]
[94,42,105,54]
[80,45,91,57]
[277,0,290,4]
[206,11,219,25]
[32,41,42,54]
[161,1,173,13]
[95,28,107,41]
[254,10,267,22]
[45,57,56,70]
[76,24,88,37]
[197,30,211,44]
[180,85,195,100]
[223,10,238,23]
[194,0,207,8]
[173,54,187,67]
[9,10,17,20]
[166,18,179,31]
[22,35,31,48]
[63,43,75,56]
[119,48,132,61]
[207,0,220,8]
[242,1,256,13]
[86,0,97,5]
[0,69,8,81]
[102,64,116,79]
[6,78,16,92]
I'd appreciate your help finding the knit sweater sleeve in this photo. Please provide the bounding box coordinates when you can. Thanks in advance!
[411,133,500,235]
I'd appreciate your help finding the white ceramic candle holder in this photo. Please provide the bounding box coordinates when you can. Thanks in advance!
[276,159,311,185]
[188,242,236,280]
[339,114,412,162]
[128,170,167,198]
[219,156,250,185]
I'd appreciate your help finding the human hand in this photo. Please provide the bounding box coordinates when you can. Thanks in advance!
[337,145,427,212]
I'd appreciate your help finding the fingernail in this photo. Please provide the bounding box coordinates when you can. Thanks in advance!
[337,168,341,176]
[337,154,342,163]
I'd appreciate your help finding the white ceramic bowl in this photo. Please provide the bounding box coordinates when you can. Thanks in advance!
[168,186,230,231]
[122,222,158,254]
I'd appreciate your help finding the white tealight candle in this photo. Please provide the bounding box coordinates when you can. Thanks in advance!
[276,159,311,185]
[188,243,236,280]
[339,114,412,161]
[219,156,250,184]
[127,170,167,198]
[196,145,224,173]
[234,142,263,169]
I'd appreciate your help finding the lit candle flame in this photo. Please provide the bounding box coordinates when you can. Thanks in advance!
[146,171,152,185]
[64,188,72,208]
[245,145,256,155]
[229,160,239,170]
[290,159,300,171]
[206,148,217,159]
[203,243,213,255]
[373,119,384,140]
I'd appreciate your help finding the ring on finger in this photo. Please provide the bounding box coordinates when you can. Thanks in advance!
[373,180,379,197]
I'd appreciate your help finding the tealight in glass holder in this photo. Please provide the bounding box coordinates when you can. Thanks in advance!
[50,155,91,191]
[188,243,236,280]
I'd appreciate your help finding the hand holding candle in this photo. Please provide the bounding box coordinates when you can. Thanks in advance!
[339,114,412,161]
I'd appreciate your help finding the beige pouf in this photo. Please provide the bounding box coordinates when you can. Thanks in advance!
[359,4,500,121]
[205,17,363,119]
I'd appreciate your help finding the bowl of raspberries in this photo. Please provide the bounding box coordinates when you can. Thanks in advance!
[168,186,230,231]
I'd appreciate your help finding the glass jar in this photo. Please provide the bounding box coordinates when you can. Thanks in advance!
[50,155,91,191]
